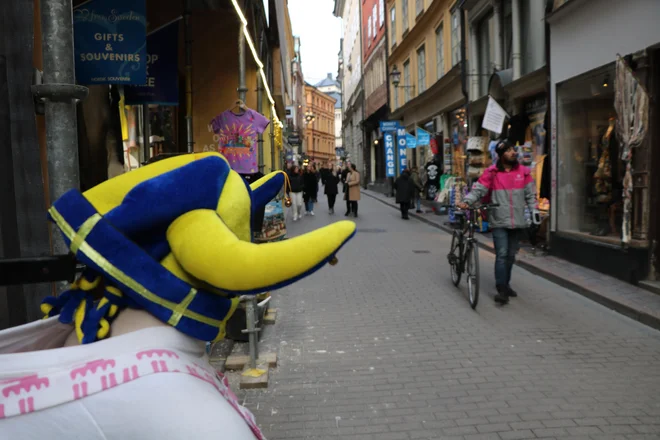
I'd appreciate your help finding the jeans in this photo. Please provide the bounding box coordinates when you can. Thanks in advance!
[491,228,522,287]
[305,199,314,212]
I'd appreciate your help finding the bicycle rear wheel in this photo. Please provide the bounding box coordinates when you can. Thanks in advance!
[448,231,462,286]
[466,243,480,309]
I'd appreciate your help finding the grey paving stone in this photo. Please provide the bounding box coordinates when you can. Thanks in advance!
[224,193,660,440]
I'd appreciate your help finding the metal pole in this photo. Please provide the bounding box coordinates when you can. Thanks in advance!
[184,0,194,153]
[238,27,248,103]
[37,0,87,259]
[270,114,276,171]
[256,34,265,173]
[142,104,151,162]
[245,297,259,369]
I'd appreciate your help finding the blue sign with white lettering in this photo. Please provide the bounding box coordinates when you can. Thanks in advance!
[384,133,395,177]
[416,127,431,146]
[125,20,179,105]
[406,133,417,149]
[380,120,401,133]
[396,128,407,173]
[73,0,147,85]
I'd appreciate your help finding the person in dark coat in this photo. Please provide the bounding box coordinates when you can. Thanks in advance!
[288,166,305,221]
[303,166,319,216]
[394,169,415,219]
[324,167,340,214]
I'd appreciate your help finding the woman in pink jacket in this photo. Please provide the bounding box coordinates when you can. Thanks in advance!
[459,140,538,304]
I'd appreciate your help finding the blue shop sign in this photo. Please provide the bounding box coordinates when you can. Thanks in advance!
[384,133,395,177]
[379,120,401,133]
[74,0,147,85]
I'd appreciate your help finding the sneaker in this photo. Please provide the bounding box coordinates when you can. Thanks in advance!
[506,285,518,297]
[494,285,509,304]
[293,215,298,221]
[329,208,334,214]
[310,211,315,216]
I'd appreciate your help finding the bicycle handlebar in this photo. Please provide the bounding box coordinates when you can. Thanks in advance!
[440,203,500,210]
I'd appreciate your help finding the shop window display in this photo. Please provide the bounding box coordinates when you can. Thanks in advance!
[557,65,622,238]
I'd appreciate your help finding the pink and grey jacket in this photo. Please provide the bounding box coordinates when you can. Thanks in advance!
[463,164,537,229]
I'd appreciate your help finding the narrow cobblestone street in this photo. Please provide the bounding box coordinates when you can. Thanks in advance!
[233,193,660,440]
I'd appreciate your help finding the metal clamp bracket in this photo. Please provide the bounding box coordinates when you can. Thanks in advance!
[32,83,89,104]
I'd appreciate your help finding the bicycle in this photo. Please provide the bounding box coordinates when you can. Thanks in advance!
[444,204,499,309]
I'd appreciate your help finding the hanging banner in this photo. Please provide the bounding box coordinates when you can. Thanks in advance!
[482,95,509,133]
[74,0,147,85]
[406,133,417,149]
[125,19,180,105]
[384,133,395,177]
[416,127,431,146]
[396,127,407,172]
[380,120,401,133]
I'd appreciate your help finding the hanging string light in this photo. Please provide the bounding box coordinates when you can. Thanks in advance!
[231,0,283,129]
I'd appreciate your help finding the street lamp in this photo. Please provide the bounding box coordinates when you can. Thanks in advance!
[389,65,415,91]
[304,110,316,125]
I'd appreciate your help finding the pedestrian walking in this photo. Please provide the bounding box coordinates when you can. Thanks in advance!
[458,139,539,304]
[288,165,304,221]
[410,167,424,213]
[345,164,361,218]
[325,167,340,214]
[341,163,351,216]
[394,169,415,219]
[303,165,318,216]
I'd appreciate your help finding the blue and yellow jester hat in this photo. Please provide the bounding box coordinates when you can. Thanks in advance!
[41,153,356,344]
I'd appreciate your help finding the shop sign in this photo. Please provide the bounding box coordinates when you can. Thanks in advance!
[73,0,147,85]
[416,127,431,146]
[125,19,180,105]
[384,133,395,177]
[406,133,417,149]
[379,120,401,132]
[482,96,509,134]
[396,127,407,172]
[288,135,301,145]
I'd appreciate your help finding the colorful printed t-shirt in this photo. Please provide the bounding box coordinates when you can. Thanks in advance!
[210,109,270,174]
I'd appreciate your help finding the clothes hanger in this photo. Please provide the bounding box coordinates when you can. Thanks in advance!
[229,99,248,114]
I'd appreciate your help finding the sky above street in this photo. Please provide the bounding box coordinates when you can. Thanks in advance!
[287,0,342,85]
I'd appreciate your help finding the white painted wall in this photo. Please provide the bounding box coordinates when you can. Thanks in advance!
[550,0,660,84]
[341,0,362,105]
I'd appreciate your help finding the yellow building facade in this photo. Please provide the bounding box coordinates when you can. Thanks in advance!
[386,0,466,169]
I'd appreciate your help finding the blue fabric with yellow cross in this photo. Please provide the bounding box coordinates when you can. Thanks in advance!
[42,153,356,344]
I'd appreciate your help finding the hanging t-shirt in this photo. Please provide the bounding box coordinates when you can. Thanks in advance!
[210,109,270,174]
[425,160,442,200]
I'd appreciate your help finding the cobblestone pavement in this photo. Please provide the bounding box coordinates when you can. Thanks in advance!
[234,192,660,440]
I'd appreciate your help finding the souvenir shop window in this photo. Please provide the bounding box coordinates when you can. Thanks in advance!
[556,65,622,239]
[450,107,468,180]
[147,105,178,157]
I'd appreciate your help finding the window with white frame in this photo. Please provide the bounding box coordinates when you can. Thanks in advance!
[403,59,411,103]
[390,6,396,46]
[372,5,377,38]
[402,0,409,33]
[436,23,444,80]
[451,8,461,66]
[379,0,385,27]
[417,45,426,94]
[368,16,372,43]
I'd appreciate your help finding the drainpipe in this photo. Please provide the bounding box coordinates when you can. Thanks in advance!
[256,32,265,173]
[459,0,470,136]
[142,104,151,161]
[34,0,88,259]
[512,0,522,80]
[184,0,194,153]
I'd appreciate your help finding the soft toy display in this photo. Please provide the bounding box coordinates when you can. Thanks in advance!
[0,152,355,439]
[41,152,356,344]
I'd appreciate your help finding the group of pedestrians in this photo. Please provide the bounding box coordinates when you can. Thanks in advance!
[286,162,361,221]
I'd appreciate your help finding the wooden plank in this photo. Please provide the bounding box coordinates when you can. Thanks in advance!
[239,365,269,389]
[0,0,53,324]
[263,308,277,324]
[225,352,277,371]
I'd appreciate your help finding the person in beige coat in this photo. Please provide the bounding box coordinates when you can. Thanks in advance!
[345,163,361,218]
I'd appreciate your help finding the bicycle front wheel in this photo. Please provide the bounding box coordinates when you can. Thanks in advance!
[466,243,480,309]
[448,230,462,286]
